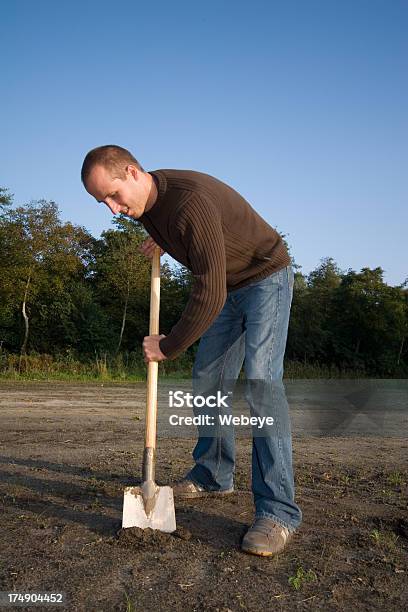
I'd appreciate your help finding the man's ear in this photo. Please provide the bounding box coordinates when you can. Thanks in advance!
[126,164,139,180]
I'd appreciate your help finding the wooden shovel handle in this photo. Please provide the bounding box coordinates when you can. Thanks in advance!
[145,247,161,450]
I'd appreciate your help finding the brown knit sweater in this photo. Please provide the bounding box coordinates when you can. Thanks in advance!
[139,169,290,359]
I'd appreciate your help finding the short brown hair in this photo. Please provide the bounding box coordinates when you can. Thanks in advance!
[81,145,145,185]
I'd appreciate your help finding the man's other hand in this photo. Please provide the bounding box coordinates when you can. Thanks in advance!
[139,237,165,259]
[143,334,167,363]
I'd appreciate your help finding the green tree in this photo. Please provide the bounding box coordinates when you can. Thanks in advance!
[0,187,13,210]
[0,200,96,363]
[287,258,343,363]
[331,267,407,374]
[91,217,151,354]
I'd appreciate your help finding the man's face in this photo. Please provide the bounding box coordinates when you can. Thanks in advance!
[85,164,146,218]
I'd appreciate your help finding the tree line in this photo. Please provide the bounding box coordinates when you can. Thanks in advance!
[0,189,407,377]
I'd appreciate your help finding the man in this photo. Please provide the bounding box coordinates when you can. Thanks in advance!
[81,144,302,556]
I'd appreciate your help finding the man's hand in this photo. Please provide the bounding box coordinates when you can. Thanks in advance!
[143,334,167,363]
[139,237,165,259]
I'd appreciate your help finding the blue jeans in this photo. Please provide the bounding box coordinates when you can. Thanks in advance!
[186,265,302,532]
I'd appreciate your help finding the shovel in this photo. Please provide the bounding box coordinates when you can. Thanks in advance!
[122,246,176,532]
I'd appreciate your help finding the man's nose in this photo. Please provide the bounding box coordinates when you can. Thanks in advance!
[106,199,119,214]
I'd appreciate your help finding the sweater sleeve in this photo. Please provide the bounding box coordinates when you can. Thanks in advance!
[159,195,227,359]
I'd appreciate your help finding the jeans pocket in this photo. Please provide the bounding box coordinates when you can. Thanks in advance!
[247,269,283,290]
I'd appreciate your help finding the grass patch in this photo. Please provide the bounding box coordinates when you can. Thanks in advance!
[387,471,405,487]
[0,351,370,382]
[288,565,317,590]
[124,592,135,612]
[369,529,399,550]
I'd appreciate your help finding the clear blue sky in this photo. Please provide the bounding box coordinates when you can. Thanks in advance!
[1,0,407,286]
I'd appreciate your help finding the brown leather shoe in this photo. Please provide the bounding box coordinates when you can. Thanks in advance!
[172,478,234,499]
[241,517,293,556]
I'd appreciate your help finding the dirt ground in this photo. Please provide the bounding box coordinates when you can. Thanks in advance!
[0,382,407,611]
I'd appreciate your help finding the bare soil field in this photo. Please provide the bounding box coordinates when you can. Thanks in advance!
[0,382,407,611]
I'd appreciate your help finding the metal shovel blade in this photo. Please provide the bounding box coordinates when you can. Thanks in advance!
[122,485,176,532]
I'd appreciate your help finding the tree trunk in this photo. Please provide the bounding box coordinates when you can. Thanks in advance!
[19,273,31,371]
[397,337,405,366]
[116,280,130,354]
